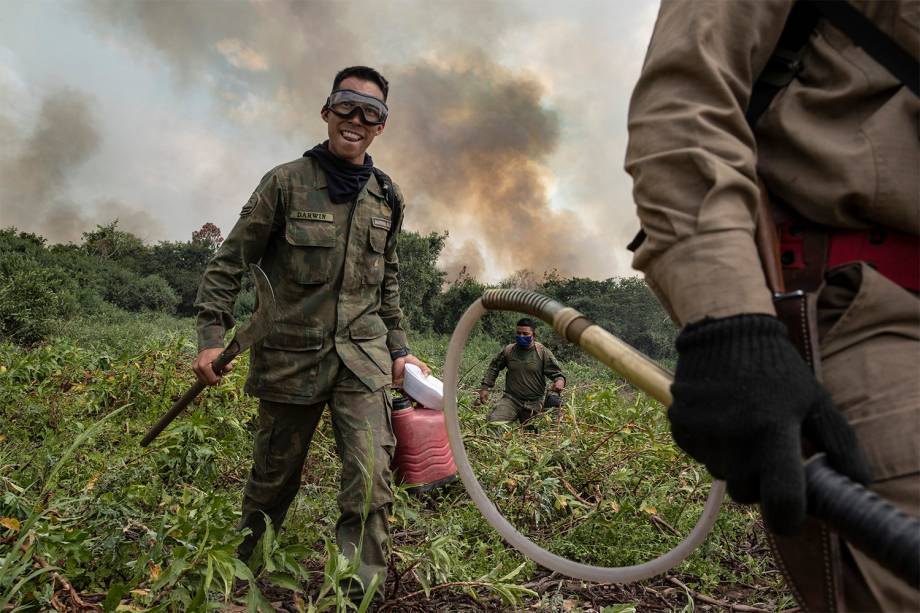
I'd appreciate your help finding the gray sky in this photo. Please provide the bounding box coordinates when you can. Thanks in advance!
[0,0,659,281]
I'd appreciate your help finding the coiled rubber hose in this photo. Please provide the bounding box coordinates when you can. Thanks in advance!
[441,289,725,583]
[443,289,920,588]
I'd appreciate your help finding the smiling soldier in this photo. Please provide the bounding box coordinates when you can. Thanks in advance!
[192,66,430,601]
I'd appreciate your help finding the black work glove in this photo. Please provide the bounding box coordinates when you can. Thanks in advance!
[670,314,871,534]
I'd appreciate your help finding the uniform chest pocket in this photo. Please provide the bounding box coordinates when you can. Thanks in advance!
[286,219,336,284]
[364,226,388,285]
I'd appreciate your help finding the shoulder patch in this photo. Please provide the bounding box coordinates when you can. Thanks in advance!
[240,193,258,216]
[290,211,334,222]
[371,217,392,230]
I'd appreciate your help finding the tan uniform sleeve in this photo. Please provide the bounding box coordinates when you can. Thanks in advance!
[625,0,795,326]
[380,182,409,352]
[194,169,285,351]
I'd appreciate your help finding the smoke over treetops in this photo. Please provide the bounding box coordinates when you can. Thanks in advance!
[0,89,162,243]
[5,1,635,280]
[386,57,598,280]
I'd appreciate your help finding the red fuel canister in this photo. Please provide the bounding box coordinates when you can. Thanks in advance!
[391,396,457,493]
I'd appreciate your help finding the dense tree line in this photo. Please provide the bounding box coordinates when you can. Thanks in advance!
[395,232,677,361]
[0,222,215,345]
[0,223,676,359]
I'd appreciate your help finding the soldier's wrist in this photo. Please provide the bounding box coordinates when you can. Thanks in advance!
[197,324,227,353]
[197,337,226,353]
[390,347,410,360]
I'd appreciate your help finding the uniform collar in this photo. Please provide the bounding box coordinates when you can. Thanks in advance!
[306,156,384,200]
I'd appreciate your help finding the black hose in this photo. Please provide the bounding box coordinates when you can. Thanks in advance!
[806,454,920,589]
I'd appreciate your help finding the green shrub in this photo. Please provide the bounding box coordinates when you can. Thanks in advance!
[0,255,78,345]
[0,227,47,262]
[142,240,215,315]
[138,274,180,312]
[233,287,256,319]
[538,275,678,363]
[431,274,517,338]
[103,269,178,313]
[397,231,447,332]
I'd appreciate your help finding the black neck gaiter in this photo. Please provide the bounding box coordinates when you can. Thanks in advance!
[303,141,373,204]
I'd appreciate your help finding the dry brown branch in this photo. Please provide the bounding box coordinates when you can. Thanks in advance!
[50,569,101,612]
[522,571,561,591]
[649,513,681,537]
[668,576,773,613]
[379,580,511,610]
[560,478,592,505]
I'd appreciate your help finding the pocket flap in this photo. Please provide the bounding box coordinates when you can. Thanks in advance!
[263,323,324,351]
[286,219,336,248]
[369,226,387,254]
[349,316,388,340]
[371,216,391,230]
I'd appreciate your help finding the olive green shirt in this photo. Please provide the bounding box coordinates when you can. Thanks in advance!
[481,342,565,402]
[195,156,409,404]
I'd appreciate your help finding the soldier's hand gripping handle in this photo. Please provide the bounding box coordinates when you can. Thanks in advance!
[193,347,235,385]
[140,342,240,447]
[668,314,872,534]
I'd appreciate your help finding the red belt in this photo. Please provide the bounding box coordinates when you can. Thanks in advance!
[780,224,919,292]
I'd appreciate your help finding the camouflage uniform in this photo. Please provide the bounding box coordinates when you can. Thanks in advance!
[195,155,408,593]
[481,342,565,423]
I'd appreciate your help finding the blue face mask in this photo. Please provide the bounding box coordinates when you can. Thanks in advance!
[515,335,533,349]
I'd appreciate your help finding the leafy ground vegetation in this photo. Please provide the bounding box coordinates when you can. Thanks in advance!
[1,314,795,612]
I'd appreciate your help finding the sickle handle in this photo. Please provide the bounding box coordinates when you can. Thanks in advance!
[140,342,240,447]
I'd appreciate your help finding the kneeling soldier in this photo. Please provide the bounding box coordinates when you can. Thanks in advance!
[478,318,566,425]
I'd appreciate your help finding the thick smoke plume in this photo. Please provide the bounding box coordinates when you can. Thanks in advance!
[385,57,597,279]
[83,0,617,279]
[0,90,98,242]
[0,89,163,243]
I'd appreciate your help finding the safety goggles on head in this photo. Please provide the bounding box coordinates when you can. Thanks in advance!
[324,89,389,125]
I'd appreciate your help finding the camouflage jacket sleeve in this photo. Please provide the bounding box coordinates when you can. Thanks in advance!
[195,169,285,351]
[541,346,565,384]
[480,348,508,389]
[380,181,409,353]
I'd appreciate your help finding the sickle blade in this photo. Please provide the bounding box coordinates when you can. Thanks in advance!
[231,264,278,352]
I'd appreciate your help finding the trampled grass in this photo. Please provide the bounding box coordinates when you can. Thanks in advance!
[0,316,791,611]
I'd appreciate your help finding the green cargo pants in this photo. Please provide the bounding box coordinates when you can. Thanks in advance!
[486,394,546,424]
[238,364,395,598]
